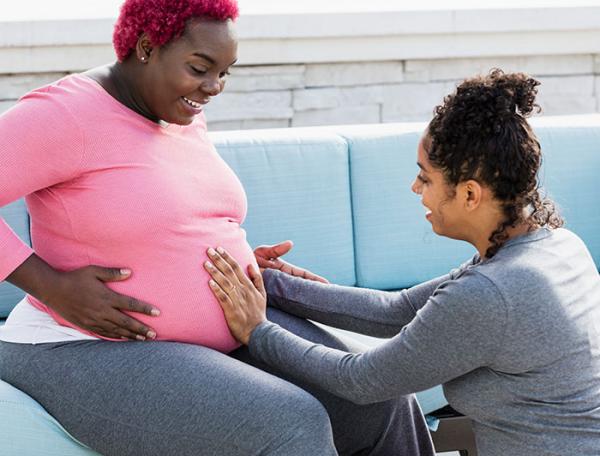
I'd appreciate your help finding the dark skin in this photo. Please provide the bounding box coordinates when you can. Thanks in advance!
[7,17,325,341]
[86,18,238,126]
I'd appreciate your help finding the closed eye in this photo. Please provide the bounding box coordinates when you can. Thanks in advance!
[417,174,428,184]
[190,65,207,75]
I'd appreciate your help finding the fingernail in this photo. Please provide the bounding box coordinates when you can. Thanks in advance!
[205,261,213,269]
[146,331,156,339]
[151,309,160,316]
[209,280,217,287]
[136,335,146,341]
[208,248,216,256]
[120,268,131,275]
[216,247,225,254]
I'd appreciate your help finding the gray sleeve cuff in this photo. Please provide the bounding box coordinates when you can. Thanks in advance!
[248,319,279,359]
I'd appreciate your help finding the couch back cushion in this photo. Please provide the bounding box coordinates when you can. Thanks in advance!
[536,123,600,266]
[210,129,357,286]
[0,199,30,317]
[340,118,600,290]
[342,124,475,289]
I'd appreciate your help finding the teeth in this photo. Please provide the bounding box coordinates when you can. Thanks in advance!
[183,97,202,108]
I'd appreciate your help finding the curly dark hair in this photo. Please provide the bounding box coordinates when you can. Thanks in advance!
[426,69,563,258]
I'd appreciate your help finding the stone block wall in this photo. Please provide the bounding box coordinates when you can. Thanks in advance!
[202,54,600,130]
[1,56,599,130]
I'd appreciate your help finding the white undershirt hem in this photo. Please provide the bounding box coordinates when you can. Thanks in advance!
[0,297,99,344]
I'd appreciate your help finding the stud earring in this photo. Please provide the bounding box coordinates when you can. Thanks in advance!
[141,56,147,63]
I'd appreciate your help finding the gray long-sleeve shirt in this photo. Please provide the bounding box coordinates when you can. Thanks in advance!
[249,228,600,456]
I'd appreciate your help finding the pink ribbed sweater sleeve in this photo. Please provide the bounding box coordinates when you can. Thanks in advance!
[0,87,84,280]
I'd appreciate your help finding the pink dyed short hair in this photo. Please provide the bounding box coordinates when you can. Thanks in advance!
[113,0,239,62]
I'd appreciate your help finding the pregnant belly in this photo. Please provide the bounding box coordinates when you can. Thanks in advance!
[125,241,259,352]
[33,241,258,353]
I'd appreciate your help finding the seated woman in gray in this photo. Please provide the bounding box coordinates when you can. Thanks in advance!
[205,69,600,456]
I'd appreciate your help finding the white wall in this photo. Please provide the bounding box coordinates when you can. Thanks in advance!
[1,6,599,129]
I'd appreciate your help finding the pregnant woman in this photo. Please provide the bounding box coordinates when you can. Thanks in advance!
[0,0,434,455]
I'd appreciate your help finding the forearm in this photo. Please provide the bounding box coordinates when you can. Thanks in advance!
[6,253,63,305]
[251,272,507,405]
[249,320,445,404]
[264,269,447,337]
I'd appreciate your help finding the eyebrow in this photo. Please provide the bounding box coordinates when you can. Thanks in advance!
[417,161,429,172]
[193,53,216,64]
[192,53,238,67]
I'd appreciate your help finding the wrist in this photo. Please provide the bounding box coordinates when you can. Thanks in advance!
[244,318,267,345]
[6,253,64,308]
[261,268,276,291]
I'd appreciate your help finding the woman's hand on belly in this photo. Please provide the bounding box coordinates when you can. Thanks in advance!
[205,247,267,345]
[48,265,161,340]
[253,240,329,284]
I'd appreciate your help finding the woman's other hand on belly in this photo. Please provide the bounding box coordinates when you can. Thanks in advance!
[205,247,267,345]
[253,240,329,284]
[49,265,161,340]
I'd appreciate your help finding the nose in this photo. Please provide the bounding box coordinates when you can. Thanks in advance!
[202,76,223,97]
[411,177,421,195]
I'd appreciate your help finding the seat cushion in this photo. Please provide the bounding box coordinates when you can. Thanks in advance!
[211,129,356,286]
[0,199,30,317]
[0,379,99,455]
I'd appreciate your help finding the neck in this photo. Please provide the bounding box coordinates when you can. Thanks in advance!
[109,61,161,124]
[473,221,534,259]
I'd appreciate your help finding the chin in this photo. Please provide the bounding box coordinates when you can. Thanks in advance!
[157,106,195,126]
[163,114,195,126]
[175,116,195,126]
[431,225,444,236]
[430,222,449,238]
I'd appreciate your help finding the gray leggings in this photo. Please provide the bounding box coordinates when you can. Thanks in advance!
[0,307,434,456]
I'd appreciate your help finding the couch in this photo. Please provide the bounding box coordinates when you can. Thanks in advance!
[1,115,599,455]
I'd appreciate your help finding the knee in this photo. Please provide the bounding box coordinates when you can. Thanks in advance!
[381,393,422,421]
[294,392,333,435]
[271,391,336,454]
[356,393,425,437]
[394,393,423,416]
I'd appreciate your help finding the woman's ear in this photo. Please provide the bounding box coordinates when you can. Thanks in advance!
[135,34,154,63]
[461,179,483,211]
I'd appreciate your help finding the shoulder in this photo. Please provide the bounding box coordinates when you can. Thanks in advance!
[9,74,96,125]
[415,269,510,352]
[552,227,589,250]
[436,268,505,303]
[0,75,90,165]
[427,268,508,322]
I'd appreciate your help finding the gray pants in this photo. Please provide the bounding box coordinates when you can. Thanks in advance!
[0,307,434,456]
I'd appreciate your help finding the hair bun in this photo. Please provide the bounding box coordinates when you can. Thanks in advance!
[488,68,541,117]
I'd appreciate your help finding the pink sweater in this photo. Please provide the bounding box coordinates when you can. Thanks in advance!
[0,74,257,352]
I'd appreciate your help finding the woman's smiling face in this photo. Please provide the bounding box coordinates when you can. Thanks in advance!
[139,17,238,125]
[411,134,465,240]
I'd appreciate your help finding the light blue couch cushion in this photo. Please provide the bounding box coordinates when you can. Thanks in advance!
[342,125,475,290]
[536,125,600,267]
[211,129,356,286]
[0,380,99,456]
[0,199,30,317]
